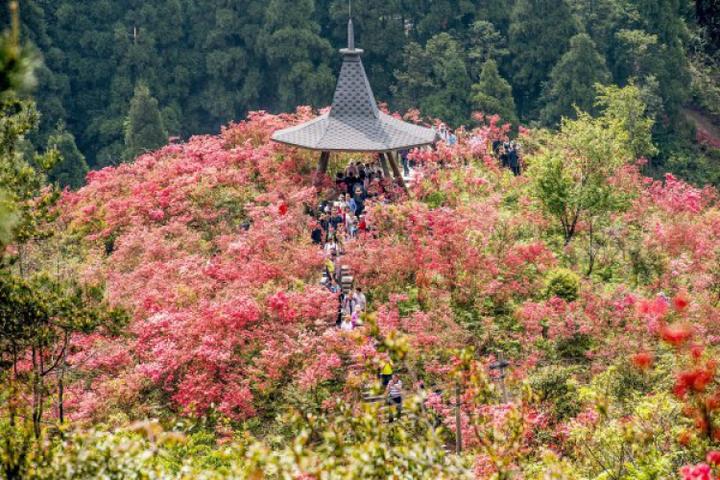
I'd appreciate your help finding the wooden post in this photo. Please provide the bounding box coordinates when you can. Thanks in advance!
[455,383,462,454]
[378,153,391,178]
[385,152,407,191]
[316,151,330,186]
[490,352,510,404]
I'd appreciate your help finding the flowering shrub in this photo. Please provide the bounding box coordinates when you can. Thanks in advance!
[11,101,720,476]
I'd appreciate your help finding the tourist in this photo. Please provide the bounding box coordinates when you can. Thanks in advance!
[311,222,323,244]
[324,238,337,256]
[346,213,357,237]
[508,144,520,176]
[340,315,354,331]
[438,123,449,143]
[353,286,366,311]
[380,361,393,387]
[358,215,367,233]
[346,195,357,215]
[386,374,403,421]
[351,304,362,326]
[499,146,509,169]
[399,149,410,177]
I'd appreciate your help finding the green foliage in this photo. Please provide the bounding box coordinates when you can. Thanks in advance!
[123,83,167,162]
[508,0,578,116]
[424,190,446,209]
[0,2,39,97]
[462,21,509,79]
[471,59,517,124]
[528,366,581,420]
[568,384,686,479]
[46,124,88,189]
[595,84,658,159]
[540,33,611,126]
[544,268,580,302]
[528,85,652,244]
[394,33,472,126]
[260,0,334,112]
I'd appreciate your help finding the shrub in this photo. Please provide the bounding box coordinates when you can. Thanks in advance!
[544,268,580,302]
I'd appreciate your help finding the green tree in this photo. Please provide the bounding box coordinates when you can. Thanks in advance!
[540,33,611,126]
[462,21,509,81]
[260,0,335,112]
[0,7,58,251]
[528,85,653,247]
[471,59,517,124]
[46,124,88,189]
[123,83,167,162]
[394,33,472,125]
[508,0,578,118]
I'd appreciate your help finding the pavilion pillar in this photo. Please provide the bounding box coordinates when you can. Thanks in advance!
[378,153,391,178]
[315,151,330,186]
[385,152,407,191]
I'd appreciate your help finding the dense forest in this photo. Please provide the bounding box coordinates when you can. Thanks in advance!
[2,0,720,187]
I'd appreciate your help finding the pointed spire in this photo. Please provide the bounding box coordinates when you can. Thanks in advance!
[347,18,355,51]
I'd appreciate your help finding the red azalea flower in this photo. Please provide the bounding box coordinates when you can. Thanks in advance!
[707,451,720,466]
[278,203,288,216]
[691,345,704,360]
[631,351,654,370]
[692,370,713,392]
[660,323,693,346]
[674,294,690,311]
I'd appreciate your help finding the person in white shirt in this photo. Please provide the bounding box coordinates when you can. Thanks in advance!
[385,374,403,421]
[340,316,354,332]
[353,287,366,311]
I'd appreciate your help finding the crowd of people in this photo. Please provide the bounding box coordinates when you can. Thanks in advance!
[308,132,521,421]
[492,140,522,176]
[310,159,411,420]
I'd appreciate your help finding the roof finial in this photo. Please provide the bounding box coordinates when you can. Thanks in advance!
[347,9,355,51]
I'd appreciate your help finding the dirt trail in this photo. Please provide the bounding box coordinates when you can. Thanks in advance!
[684,108,720,147]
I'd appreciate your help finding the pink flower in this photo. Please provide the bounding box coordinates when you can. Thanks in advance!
[680,463,714,480]
[707,451,720,466]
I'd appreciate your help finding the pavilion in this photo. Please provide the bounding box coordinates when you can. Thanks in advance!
[271,18,437,189]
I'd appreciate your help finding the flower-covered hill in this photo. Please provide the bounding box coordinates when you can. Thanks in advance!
[27,88,720,478]
[55,109,341,422]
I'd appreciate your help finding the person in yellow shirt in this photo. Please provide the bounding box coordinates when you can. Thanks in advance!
[380,361,393,387]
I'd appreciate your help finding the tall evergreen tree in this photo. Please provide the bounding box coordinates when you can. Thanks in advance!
[631,0,691,118]
[471,59,517,124]
[46,124,88,189]
[123,84,167,162]
[462,21,509,81]
[540,33,611,125]
[394,33,472,126]
[260,0,335,112]
[508,0,578,118]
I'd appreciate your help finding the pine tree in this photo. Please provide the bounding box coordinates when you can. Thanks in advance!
[471,59,517,124]
[462,21,509,81]
[123,83,167,162]
[540,33,611,126]
[394,33,472,126]
[47,124,89,189]
[508,0,578,118]
[260,0,335,112]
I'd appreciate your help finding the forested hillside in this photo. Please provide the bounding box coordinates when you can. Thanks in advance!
[3,0,720,185]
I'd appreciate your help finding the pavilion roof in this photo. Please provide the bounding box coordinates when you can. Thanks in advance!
[271,19,436,152]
